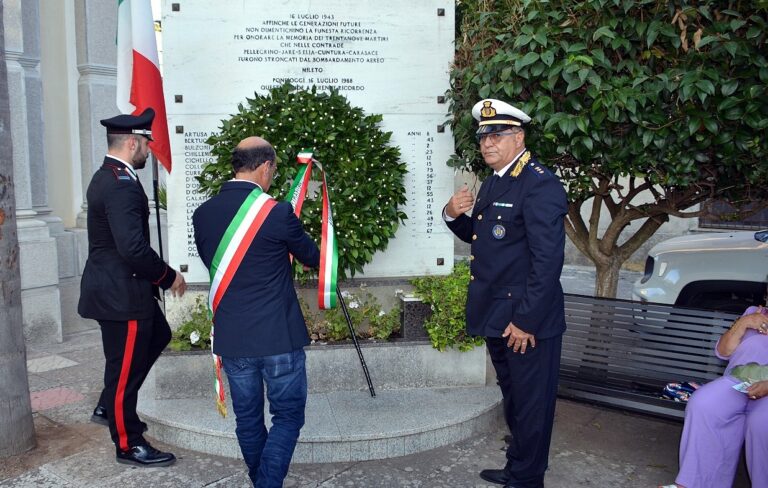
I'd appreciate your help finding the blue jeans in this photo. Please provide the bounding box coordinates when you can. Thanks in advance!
[222,348,307,488]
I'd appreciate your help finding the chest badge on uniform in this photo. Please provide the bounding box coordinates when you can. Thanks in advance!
[492,224,506,239]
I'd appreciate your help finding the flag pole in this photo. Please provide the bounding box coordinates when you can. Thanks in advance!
[151,153,166,311]
[335,285,376,397]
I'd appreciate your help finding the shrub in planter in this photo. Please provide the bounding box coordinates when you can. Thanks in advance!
[170,296,212,351]
[170,288,401,351]
[411,262,485,352]
[301,287,401,342]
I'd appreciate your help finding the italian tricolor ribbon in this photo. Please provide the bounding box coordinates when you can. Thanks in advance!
[285,150,339,309]
[207,187,277,417]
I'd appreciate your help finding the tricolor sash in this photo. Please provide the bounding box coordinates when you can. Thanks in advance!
[284,150,338,309]
[208,186,276,417]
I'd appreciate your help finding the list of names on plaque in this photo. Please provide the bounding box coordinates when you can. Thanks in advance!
[181,131,212,259]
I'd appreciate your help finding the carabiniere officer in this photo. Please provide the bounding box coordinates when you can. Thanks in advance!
[443,98,568,488]
[78,108,187,467]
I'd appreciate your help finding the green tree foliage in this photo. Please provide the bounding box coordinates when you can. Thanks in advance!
[198,84,408,277]
[451,0,768,296]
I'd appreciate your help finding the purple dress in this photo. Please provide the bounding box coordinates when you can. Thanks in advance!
[676,306,768,488]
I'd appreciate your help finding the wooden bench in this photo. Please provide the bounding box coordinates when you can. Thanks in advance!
[558,294,740,420]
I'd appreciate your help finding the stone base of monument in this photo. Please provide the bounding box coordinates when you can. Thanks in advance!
[137,341,502,463]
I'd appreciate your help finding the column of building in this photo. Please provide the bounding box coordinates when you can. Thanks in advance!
[45,0,120,338]
[3,0,63,342]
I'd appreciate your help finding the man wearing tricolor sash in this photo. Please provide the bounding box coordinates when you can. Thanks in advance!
[193,137,319,487]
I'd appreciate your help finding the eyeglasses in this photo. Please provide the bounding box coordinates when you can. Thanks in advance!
[475,131,518,144]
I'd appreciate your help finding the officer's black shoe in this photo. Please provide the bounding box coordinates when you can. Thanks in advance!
[90,405,109,426]
[91,405,149,432]
[480,468,511,485]
[116,444,176,467]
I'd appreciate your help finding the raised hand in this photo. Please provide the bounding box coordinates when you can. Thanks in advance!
[445,185,476,219]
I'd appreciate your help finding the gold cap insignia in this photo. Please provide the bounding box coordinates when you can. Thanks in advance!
[480,101,496,118]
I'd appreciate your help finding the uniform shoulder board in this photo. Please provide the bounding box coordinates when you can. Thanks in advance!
[107,164,135,182]
[525,158,550,178]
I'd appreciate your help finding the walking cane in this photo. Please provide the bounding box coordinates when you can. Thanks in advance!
[151,153,166,313]
[336,285,376,397]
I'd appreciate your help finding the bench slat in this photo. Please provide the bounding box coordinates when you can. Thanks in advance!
[557,294,740,420]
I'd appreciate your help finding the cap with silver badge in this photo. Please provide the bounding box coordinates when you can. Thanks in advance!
[100,108,155,141]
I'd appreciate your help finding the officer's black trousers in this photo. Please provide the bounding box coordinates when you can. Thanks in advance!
[486,334,562,488]
[98,301,171,451]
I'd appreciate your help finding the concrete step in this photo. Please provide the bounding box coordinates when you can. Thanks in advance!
[138,386,503,463]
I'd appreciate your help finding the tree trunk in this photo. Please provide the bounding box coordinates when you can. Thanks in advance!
[594,258,622,299]
[0,3,36,457]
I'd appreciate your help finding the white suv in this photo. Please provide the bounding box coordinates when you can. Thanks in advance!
[632,230,768,312]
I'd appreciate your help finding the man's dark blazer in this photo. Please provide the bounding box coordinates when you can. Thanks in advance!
[193,181,320,358]
[78,157,176,321]
[446,151,568,339]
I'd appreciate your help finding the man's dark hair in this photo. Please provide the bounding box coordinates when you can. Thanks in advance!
[231,144,276,173]
[107,133,133,150]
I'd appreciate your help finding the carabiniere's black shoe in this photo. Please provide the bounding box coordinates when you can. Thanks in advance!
[479,468,511,485]
[116,444,176,467]
[90,405,109,426]
[91,405,148,432]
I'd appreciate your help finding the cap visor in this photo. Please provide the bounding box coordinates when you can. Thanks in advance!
[476,124,509,135]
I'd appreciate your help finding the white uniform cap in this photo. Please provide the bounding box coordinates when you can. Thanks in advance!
[471,99,531,134]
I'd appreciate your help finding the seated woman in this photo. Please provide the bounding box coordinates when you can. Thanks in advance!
[660,305,768,488]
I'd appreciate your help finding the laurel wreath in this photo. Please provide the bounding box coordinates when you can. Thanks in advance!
[196,83,408,277]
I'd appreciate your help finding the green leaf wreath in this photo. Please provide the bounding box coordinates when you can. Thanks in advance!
[196,83,408,277]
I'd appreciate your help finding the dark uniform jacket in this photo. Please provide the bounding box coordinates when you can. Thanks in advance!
[446,150,568,339]
[193,181,320,358]
[78,157,175,321]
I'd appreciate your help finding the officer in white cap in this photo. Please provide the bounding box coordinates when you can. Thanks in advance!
[443,99,568,488]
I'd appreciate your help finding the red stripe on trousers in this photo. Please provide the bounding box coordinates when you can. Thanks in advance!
[115,320,138,451]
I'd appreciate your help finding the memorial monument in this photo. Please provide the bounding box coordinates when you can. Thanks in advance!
[134,0,504,463]
[163,0,456,283]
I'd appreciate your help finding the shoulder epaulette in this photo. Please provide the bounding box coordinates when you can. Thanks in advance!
[509,151,531,178]
[105,164,136,183]
[525,157,550,179]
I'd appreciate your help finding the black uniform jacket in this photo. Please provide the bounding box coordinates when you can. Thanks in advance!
[78,157,175,321]
[446,151,568,339]
[193,181,320,358]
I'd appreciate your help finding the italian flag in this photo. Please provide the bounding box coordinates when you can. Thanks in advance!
[116,0,172,172]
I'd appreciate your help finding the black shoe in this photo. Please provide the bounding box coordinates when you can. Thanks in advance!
[480,468,511,485]
[91,405,148,432]
[90,405,109,426]
[116,444,176,467]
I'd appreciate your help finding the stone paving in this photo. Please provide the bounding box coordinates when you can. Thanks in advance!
[0,266,752,487]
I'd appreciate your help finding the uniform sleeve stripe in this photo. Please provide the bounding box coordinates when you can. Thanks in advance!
[152,265,169,285]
